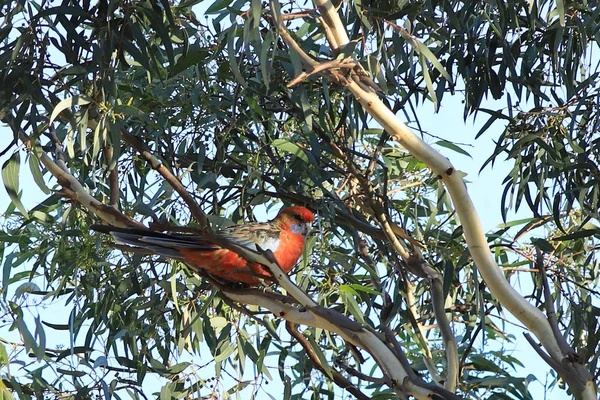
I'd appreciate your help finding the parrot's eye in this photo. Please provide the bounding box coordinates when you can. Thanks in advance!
[292,213,303,222]
[290,220,310,236]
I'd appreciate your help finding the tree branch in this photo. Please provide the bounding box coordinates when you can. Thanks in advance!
[535,248,595,396]
[120,130,210,231]
[286,321,372,400]
[214,243,462,399]
[10,119,141,229]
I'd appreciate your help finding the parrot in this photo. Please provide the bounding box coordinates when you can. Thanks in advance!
[91,206,315,286]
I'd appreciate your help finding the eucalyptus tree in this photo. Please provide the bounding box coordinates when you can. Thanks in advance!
[0,0,598,399]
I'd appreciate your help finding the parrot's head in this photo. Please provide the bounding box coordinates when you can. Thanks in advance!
[275,206,315,237]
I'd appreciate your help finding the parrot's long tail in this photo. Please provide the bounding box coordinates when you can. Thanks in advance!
[90,224,217,259]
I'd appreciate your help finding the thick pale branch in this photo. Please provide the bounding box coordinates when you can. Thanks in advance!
[303,0,565,369]
[311,0,349,52]
[291,1,599,397]
[223,287,460,400]
[215,242,462,399]
[344,55,585,394]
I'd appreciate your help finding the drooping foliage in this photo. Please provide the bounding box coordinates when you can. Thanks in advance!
[0,0,599,399]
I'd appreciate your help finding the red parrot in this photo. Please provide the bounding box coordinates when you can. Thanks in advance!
[91,206,315,286]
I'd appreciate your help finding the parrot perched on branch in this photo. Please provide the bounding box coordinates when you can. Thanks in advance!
[92,206,315,286]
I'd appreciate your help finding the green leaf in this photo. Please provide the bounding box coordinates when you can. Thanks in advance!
[49,95,92,124]
[0,344,8,367]
[338,285,359,296]
[556,0,565,26]
[246,96,264,116]
[170,49,210,77]
[2,152,28,217]
[206,0,232,13]
[15,312,37,355]
[435,140,472,158]
[56,346,94,362]
[34,316,46,361]
[260,30,274,89]
[340,291,367,324]
[306,333,332,379]
[210,316,228,332]
[91,117,104,162]
[214,342,236,362]
[251,0,262,29]
[41,321,70,330]
[141,6,175,65]
[552,229,598,242]
[0,233,23,244]
[404,33,451,83]
[442,260,455,298]
[32,5,89,20]
[170,274,179,312]
[93,355,108,368]
[497,217,539,228]
[56,368,87,377]
[271,139,310,164]
[159,383,172,400]
[227,26,247,88]
[349,284,381,295]
[531,237,555,252]
[420,53,439,110]
[168,362,191,374]
[27,151,51,195]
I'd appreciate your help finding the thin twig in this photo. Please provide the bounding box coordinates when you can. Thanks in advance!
[333,358,387,384]
[287,57,357,88]
[120,130,210,230]
[536,249,578,356]
[103,145,120,209]
[286,321,372,400]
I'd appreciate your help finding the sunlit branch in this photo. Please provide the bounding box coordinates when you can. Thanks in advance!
[213,242,462,399]
[311,0,349,52]
[224,286,461,400]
